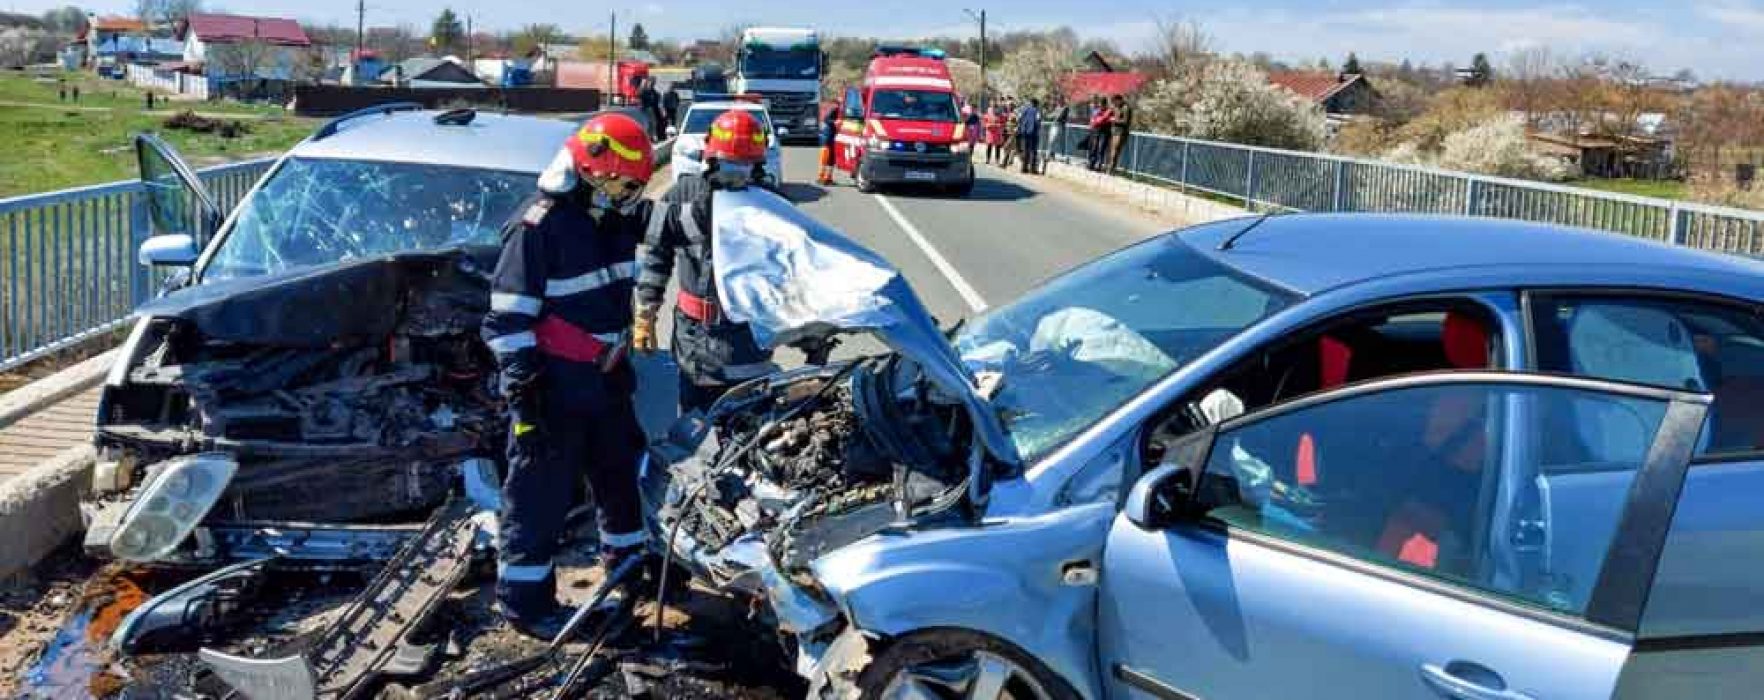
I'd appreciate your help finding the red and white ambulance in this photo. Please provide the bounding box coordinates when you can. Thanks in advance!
[833,46,974,196]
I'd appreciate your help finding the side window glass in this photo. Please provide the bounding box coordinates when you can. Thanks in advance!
[1532,296,1764,458]
[1641,459,1764,638]
[1195,381,1670,618]
[843,88,865,119]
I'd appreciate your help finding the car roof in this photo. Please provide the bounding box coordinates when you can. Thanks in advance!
[1182,214,1764,300]
[288,110,575,174]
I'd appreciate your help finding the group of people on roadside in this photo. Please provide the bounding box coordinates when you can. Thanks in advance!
[966,92,1135,175]
[972,97,1047,174]
[1084,94,1135,173]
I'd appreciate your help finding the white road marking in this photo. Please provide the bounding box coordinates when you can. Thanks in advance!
[873,194,989,312]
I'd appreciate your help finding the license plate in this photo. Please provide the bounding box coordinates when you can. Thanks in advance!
[904,171,937,182]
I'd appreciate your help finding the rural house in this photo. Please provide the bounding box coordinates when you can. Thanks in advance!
[384,57,486,88]
[1268,71,1377,116]
[178,12,311,81]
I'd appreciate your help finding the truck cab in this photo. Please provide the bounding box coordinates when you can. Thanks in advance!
[833,46,975,196]
[732,27,823,141]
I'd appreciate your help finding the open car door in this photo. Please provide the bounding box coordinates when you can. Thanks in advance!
[1102,371,1709,700]
[135,133,222,267]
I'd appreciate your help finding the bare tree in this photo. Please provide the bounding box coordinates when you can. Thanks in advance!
[513,23,561,56]
[209,38,275,80]
[1503,45,1556,126]
[1149,16,1213,80]
[135,0,202,26]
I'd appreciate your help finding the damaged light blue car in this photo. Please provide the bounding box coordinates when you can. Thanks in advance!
[643,200,1764,700]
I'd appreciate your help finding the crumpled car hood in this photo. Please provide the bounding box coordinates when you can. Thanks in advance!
[135,248,494,348]
[711,188,1020,467]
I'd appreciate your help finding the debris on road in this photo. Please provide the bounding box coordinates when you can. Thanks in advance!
[164,110,252,138]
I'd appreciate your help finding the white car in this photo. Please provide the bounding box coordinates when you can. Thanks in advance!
[667,99,787,188]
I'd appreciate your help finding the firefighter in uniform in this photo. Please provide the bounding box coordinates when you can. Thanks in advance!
[633,110,778,414]
[481,113,655,639]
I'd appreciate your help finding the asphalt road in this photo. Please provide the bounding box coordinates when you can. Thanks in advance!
[631,145,1169,432]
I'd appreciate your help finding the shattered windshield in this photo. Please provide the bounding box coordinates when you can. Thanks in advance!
[957,238,1296,461]
[870,90,958,122]
[201,158,533,282]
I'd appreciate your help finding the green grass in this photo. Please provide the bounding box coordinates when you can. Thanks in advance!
[1574,178,1689,201]
[0,70,318,198]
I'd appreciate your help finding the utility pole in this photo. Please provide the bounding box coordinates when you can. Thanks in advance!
[465,14,473,64]
[608,11,617,104]
[964,8,987,108]
[353,0,364,86]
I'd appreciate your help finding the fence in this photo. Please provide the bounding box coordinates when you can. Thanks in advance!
[1045,124,1764,257]
[125,64,212,101]
[0,159,273,373]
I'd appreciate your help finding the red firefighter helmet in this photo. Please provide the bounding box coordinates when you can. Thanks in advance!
[704,110,768,163]
[565,112,655,186]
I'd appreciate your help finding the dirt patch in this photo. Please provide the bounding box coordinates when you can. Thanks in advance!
[163,111,252,139]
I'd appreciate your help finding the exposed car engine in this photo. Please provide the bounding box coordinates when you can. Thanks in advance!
[646,356,978,594]
[87,251,505,560]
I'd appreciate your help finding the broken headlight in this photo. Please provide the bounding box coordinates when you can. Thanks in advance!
[110,453,238,562]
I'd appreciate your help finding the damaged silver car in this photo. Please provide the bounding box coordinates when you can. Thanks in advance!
[86,107,573,566]
[645,197,1764,700]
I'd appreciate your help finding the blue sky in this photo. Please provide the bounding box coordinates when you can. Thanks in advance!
[16,0,1764,81]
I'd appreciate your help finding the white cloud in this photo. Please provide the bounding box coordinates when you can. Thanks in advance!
[641,3,665,16]
[1697,0,1764,29]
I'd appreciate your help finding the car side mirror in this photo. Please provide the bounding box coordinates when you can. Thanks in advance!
[776,127,789,138]
[666,125,678,138]
[1124,429,1214,530]
[138,234,198,267]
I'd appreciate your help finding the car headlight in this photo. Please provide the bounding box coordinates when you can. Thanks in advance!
[866,135,885,150]
[109,453,237,562]
[951,140,972,154]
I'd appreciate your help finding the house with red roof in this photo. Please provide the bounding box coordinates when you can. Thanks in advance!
[1267,71,1377,116]
[177,12,311,80]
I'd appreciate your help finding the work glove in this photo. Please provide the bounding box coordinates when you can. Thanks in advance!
[632,308,659,353]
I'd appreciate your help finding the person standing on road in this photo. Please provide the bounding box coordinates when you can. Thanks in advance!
[639,78,664,141]
[481,113,656,640]
[982,104,1005,165]
[633,110,780,415]
[1016,98,1042,174]
[1107,94,1135,175]
[1087,96,1115,172]
[662,87,681,135]
[1000,97,1021,169]
[818,103,840,186]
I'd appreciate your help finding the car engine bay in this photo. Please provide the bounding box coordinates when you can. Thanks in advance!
[85,251,505,562]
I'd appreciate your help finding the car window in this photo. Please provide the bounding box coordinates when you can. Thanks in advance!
[843,88,864,119]
[1640,460,1764,638]
[1188,381,1671,618]
[682,107,772,135]
[202,158,533,282]
[1531,295,1764,458]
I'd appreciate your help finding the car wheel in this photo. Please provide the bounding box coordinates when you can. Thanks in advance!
[856,629,1081,700]
[856,168,877,193]
[950,177,975,198]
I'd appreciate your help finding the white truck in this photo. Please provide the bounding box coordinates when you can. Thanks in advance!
[731,26,823,143]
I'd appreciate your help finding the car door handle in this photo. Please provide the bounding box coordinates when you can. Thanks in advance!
[1419,662,1537,700]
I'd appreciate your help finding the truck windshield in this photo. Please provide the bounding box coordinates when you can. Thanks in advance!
[740,47,819,79]
[870,90,958,122]
[201,158,532,282]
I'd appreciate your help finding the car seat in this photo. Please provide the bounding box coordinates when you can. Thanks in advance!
[1565,302,1707,458]
[1376,311,1492,569]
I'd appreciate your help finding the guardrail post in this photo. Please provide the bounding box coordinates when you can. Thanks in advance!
[1465,178,1484,217]
[128,190,151,306]
[1667,204,1687,246]
[1179,140,1191,190]
[1244,151,1259,212]
[1331,160,1348,212]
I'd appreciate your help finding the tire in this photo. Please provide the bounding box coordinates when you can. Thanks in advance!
[950,177,975,198]
[856,168,877,194]
[855,629,1082,700]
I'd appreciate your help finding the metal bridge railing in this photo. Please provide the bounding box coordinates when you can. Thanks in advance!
[1,159,274,372]
[1043,123,1764,256]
